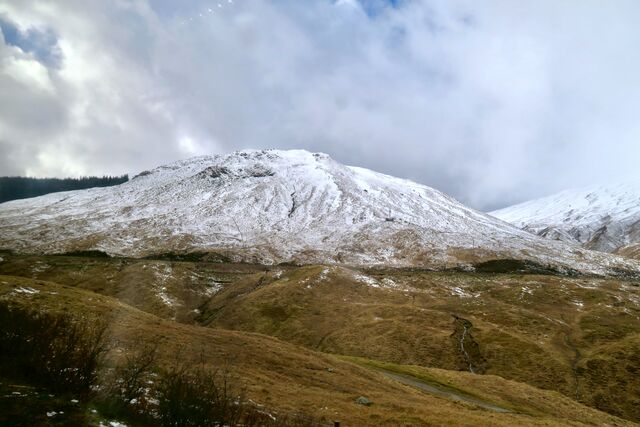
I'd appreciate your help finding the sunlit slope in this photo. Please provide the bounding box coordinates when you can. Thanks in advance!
[2,253,640,421]
[2,275,634,426]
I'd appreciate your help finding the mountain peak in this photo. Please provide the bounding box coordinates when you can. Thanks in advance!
[491,180,640,255]
[1,151,638,275]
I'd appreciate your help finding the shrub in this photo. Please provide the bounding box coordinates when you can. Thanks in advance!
[156,364,243,427]
[0,302,108,396]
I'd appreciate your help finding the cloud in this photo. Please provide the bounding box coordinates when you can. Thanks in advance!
[0,0,639,210]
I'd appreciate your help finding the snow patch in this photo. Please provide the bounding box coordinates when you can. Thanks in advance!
[354,274,379,287]
[575,281,600,289]
[306,267,332,289]
[99,422,128,427]
[13,286,39,295]
[451,286,471,298]
[572,300,585,309]
[151,264,178,307]
[203,280,223,296]
[31,262,49,274]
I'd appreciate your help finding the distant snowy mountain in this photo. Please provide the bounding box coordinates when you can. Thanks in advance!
[491,181,640,258]
[0,149,638,275]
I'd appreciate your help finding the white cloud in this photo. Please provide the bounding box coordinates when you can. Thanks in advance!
[0,0,639,209]
[3,56,54,93]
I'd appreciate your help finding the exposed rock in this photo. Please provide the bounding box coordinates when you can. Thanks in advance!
[355,396,372,406]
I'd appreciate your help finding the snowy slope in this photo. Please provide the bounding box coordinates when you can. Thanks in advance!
[490,181,640,255]
[0,149,638,274]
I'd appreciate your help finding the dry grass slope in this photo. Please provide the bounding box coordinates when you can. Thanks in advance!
[0,273,634,426]
[1,252,639,424]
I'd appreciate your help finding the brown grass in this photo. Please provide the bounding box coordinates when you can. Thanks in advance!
[2,253,640,423]
[0,274,634,426]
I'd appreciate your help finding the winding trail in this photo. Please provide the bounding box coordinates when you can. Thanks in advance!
[377,369,513,413]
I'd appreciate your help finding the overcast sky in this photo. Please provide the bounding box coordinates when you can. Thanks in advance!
[1,0,639,210]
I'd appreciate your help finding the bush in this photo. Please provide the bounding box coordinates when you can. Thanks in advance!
[0,302,327,426]
[101,352,326,427]
[0,302,108,396]
[156,364,243,427]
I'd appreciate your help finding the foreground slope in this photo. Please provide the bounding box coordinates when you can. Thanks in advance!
[0,149,638,275]
[491,181,640,258]
[2,252,640,422]
[0,274,634,426]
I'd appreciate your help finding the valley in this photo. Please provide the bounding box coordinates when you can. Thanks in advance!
[1,250,639,425]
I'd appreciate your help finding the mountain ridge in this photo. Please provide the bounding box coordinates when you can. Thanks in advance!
[0,149,638,275]
[490,180,640,258]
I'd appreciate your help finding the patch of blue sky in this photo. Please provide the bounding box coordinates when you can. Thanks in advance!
[0,16,63,68]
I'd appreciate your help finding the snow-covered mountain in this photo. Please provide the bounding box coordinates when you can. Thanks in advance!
[0,149,638,274]
[491,181,640,257]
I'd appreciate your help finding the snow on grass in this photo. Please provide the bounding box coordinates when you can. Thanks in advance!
[2,149,636,275]
[203,280,223,296]
[381,277,399,288]
[13,286,39,295]
[354,274,379,287]
[491,180,640,256]
[451,286,471,297]
[31,262,49,274]
[352,272,423,294]
[319,267,330,281]
[99,421,128,427]
[157,289,177,307]
[519,285,535,300]
[447,282,484,298]
[574,281,600,289]
[151,264,178,307]
[189,271,224,296]
[300,267,335,290]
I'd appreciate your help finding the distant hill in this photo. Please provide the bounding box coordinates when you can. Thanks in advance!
[0,175,128,204]
[490,181,640,257]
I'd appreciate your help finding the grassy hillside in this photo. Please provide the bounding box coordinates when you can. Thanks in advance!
[199,265,640,421]
[617,243,640,261]
[2,275,634,426]
[1,252,639,423]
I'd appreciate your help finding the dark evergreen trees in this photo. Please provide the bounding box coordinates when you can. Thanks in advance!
[0,175,129,204]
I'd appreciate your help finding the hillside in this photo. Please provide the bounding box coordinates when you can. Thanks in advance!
[2,252,640,422]
[0,271,634,426]
[0,149,638,276]
[491,181,640,258]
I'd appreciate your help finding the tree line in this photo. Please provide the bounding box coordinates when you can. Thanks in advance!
[0,175,129,204]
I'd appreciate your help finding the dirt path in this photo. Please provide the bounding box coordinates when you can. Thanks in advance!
[378,369,514,413]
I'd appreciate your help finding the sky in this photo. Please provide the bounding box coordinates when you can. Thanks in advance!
[1,0,639,211]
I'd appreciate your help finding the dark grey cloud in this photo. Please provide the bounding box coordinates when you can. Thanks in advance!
[0,0,639,210]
